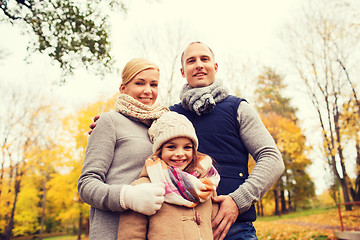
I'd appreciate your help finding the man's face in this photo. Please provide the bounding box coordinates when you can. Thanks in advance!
[180,43,218,88]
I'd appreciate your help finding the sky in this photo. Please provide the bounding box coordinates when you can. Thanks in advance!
[0,0,345,194]
[1,0,304,108]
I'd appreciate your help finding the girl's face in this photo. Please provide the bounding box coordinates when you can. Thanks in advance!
[160,137,194,171]
[120,68,159,106]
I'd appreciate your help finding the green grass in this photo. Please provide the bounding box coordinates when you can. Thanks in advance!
[257,207,335,221]
[43,235,88,240]
[43,236,78,240]
[12,234,87,240]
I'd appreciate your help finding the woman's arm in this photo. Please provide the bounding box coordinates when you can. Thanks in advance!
[77,113,124,211]
[78,113,165,214]
[118,178,150,240]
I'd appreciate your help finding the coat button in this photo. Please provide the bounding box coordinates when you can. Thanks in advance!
[239,172,243,177]
[195,211,201,225]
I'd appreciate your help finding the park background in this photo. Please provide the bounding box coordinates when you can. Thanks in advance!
[0,0,359,239]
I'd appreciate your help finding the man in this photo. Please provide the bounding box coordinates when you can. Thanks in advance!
[89,42,284,240]
[169,42,284,240]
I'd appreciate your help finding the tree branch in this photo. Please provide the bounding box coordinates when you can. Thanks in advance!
[0,3,21,20]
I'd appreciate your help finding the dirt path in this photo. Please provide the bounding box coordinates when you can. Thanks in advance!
[283,220,360,232]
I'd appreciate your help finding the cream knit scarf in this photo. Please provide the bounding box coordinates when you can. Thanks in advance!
[143,154,220,208]
[180,79,229,115]
[115,94,169,126]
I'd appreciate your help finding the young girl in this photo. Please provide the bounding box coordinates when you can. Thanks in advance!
[118,111,220,240]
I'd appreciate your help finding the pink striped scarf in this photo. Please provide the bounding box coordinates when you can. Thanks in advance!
[144,154,220,208]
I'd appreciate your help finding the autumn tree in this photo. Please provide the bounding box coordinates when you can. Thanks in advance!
[0,81,62,240]
[280,0,360,208]
[58,93,118,239]
[255,68,315,214]
[218,53,261,104]
[0,0,127,79]
[12,174,40,236]
[31,141,69,239]
[340,98,360,201]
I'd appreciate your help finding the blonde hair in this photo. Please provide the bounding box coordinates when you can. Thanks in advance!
[121,58,160,85]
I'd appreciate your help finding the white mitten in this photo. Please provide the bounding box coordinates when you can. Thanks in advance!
[120,182,165,215]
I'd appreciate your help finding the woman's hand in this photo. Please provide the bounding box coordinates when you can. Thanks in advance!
[121,183,165,215]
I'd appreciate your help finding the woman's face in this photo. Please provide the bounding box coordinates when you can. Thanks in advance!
[120,68,159,106]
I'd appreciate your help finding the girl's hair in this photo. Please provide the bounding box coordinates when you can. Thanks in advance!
[121,58,160,85]
[155,139,208,177]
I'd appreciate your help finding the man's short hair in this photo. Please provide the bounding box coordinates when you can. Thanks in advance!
[180,41,215,67]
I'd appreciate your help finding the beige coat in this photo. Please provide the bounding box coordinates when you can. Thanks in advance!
[117,176,219,240]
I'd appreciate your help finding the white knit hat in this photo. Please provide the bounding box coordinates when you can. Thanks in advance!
[148,112,198,153]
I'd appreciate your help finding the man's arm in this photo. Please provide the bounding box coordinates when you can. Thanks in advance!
[229,101,284,212]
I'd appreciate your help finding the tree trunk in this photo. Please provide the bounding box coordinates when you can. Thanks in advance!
[274,184,280,216]
[4,165,21,240]
[334,111,353,210]
[0,139,10,200]
[85,217,89,236]
[287,190,292,212]
[0,147,5,199]
[39,179,47,240]
[274,189,279,215]
[339,176,352,210]
[350,138,360,201]
[280,189,287,213]
[256,199,263,216]
[78,210,83,240]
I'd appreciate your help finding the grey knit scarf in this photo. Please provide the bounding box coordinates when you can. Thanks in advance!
[180,79,229,115]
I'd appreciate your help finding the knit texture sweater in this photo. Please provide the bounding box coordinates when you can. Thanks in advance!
[77,112,153,240]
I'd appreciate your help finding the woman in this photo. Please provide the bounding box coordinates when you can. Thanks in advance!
[77,58,169,239]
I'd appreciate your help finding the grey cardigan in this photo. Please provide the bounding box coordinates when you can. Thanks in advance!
[77,112,153,240]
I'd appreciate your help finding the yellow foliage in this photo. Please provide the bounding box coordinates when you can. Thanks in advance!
[339,99,360,142]
[330,147,338,157]
[317,190,336,207]
[63,93,118,151]
[260,112,309,165]
[1,92,123,237]
[0,173,12,224]
[13,176,41,236]
[43,93,118,228]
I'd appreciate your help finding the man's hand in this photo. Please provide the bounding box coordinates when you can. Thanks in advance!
[88,115,100,135]
[212,195,239,240]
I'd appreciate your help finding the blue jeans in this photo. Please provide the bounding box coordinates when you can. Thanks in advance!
[223,222,258,240]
